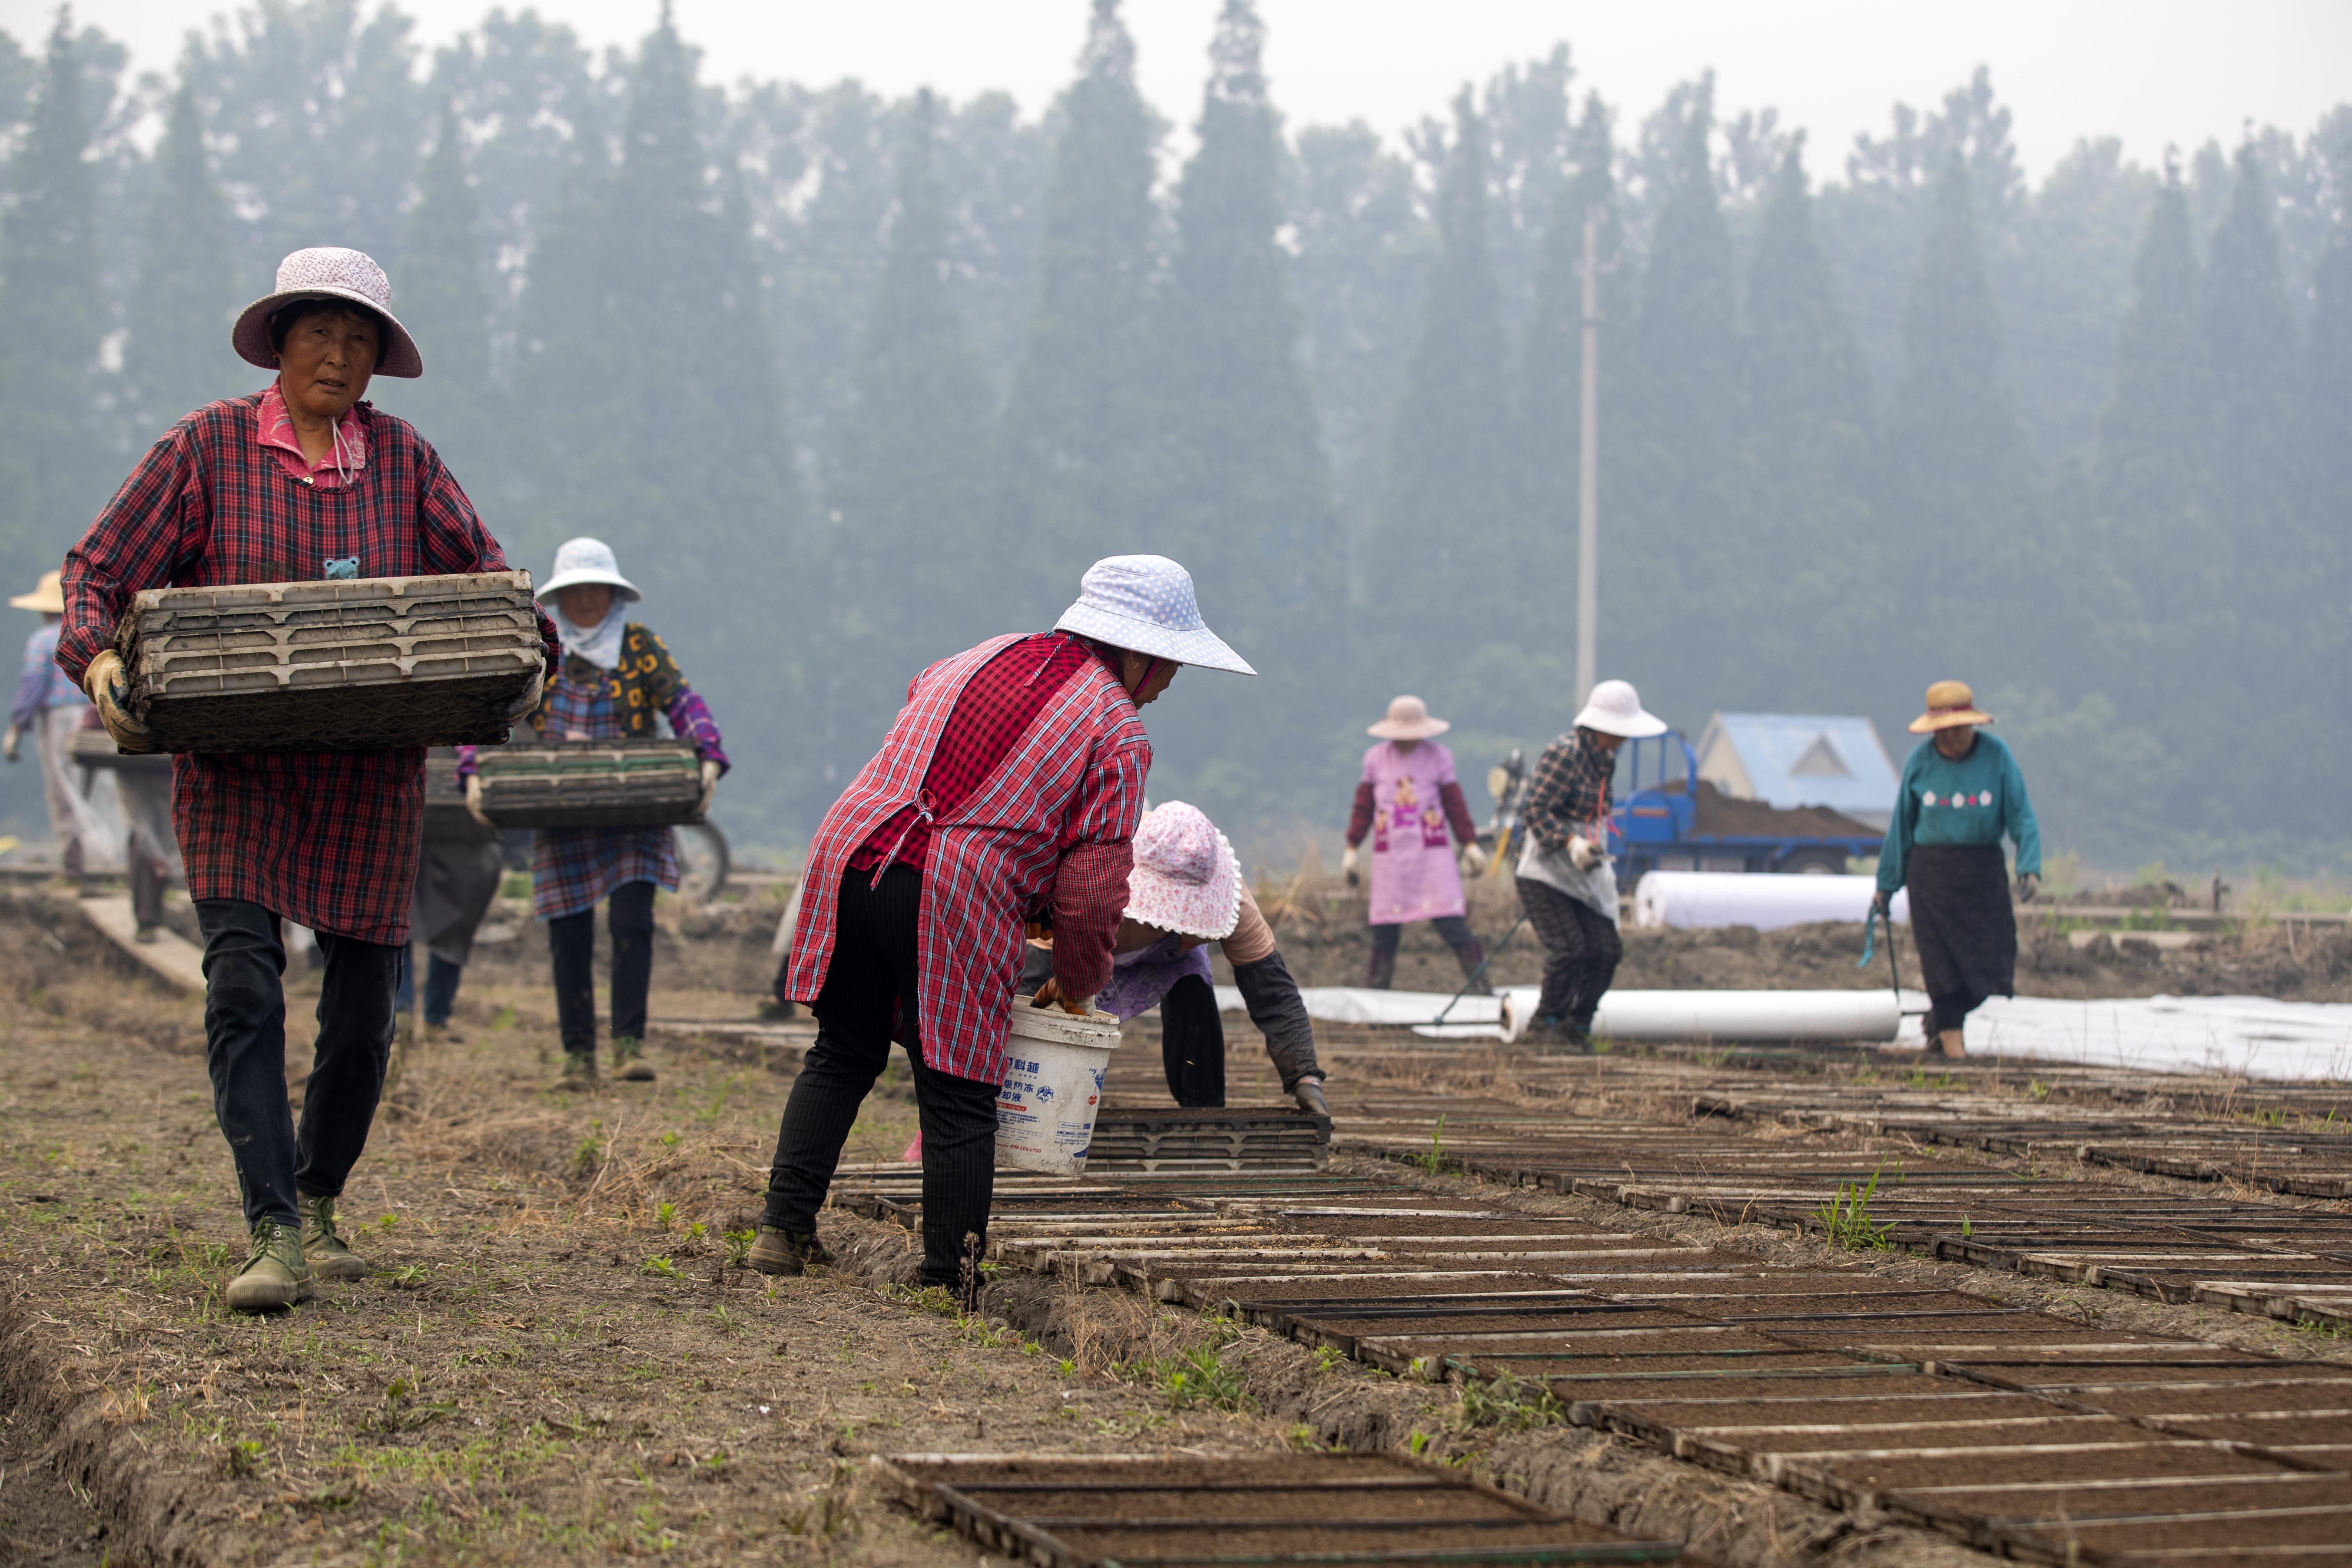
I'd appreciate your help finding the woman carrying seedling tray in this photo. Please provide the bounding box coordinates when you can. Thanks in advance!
[56,247,556,1314]
[462,537,727,1086]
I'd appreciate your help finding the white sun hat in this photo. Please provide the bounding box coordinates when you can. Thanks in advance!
[1053,555,1255,675]
[1367,694,1450,740]
[1573,679,1669,738]
[1124,802,1243,941]
[535,537,642,603]
[232,247,423,378]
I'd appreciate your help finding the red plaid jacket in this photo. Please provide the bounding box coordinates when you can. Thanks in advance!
[57,393,557,945]
[785,633,1152,1084]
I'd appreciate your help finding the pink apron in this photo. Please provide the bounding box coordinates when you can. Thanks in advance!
[1363,739,1465,925]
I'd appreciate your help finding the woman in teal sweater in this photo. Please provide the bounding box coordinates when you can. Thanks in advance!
[1871,680,2041,1058]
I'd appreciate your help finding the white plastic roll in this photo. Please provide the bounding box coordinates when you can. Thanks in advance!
[1500,986,1901,1043]
[1630,872,1906,932]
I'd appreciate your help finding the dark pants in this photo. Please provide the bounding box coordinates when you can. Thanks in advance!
[1519,878,1621,1032]
[763,865,999,1288]
[1907,843,2016,1039]
[1161,974,1226,1107]
[394,948,464,1026]
[195,898,398,1230]
[548,879,656,1057]
[1925,989,1990,1037]
[1367,915,1485,990]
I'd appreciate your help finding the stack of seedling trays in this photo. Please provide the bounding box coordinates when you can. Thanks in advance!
[472,739,704,829]
[68,725,173,776]
[1082,1106,1331,1174]
[422,749,501,843]
[116,571,542,753]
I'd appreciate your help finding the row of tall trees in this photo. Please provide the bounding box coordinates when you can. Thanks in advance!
[0,1,2344,867]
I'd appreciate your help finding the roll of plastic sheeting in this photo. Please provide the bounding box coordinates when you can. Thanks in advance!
[1499,986,1901,1043]
[1631,872,1907,932]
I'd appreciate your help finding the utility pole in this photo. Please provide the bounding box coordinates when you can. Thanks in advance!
[1575,206,1599,708]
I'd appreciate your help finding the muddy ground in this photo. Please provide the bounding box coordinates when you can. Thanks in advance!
[4,877,2349,1568]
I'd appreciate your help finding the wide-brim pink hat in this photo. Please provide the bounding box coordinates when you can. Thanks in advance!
[1368,693,1450,740]
[1124,802,1242,940]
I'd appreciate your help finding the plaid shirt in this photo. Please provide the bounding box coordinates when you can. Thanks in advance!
[255,382,368,490]
[57,393,558,945]
[849,633,1091,872]
[530,673,681,920]
[1523,729,1616,856]
[785,633,1151,1084]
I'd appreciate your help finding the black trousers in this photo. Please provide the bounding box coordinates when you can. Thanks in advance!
[195,898,398,1229]
[1519,878,1621,1031]
[548,879,657,1057]
[1160,974,1226,1107]
[1367,915,1479,988]
[763,865,999,1287]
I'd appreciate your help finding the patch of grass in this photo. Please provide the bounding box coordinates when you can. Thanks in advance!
[1455,1373,1565,1432]
[723,1228,756,1267]
[1814,1165,1896,1252]
[1410,1115,1456,1176]
[638,1256,680,1279]
[1121,1343,1250,1412]
[569,1125,606,1180]
[2027,1079,2052,1102]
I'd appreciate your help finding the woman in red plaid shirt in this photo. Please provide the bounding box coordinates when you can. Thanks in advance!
[755,556,1254,1294]
[56,248,554,1313]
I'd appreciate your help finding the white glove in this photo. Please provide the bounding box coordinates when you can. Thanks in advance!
[1566,836,1600,871]
[1459,842,1489,877]
[464,773,493,829]
[698,757,720,815]
[1341,844,1360,886]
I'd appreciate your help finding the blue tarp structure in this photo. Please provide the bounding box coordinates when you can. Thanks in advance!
[1693,713,1899,827]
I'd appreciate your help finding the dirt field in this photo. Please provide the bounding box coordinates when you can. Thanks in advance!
[5,875,2349,1568]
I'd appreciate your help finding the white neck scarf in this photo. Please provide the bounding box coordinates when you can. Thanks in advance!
[555,605,626,671]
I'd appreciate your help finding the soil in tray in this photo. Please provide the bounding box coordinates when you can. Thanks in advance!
[1555,1372,1954,1402]
[1896,1472,2352,1522]
[1049,1522,1629,1558]
[1611,1393,2061,1427]
[1822,1444,2292,1491]
[899,1454,1473,1488]
[2146,1413,2352,1445]
[1722,1414,2127,1455]
[1290,1307,1717,1335]
[2026,1512,2352,1551]
[930,1486,1534,1525]
[2073,1379,2352,1416]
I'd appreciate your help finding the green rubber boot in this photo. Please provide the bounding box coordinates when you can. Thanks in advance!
[611,1035,655,1082]
[224,1219,315,1313]
[299,1191,368,1281]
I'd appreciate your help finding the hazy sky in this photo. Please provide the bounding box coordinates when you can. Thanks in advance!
[18,0,2350,178]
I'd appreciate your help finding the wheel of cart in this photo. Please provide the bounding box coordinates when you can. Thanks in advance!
[675,822,730,903]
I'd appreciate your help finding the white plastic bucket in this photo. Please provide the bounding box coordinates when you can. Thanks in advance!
[995,996,1123,1175]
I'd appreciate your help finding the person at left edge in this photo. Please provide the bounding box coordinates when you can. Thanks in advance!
[55,247,557,1315]
[5,569,111,878]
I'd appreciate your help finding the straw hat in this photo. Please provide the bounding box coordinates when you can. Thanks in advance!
[1053,555,1254,675]
[1123,802,1242,941]
[1573,679,1668,738]
[9,570,63,614]
[1368,694,1450,740]
[1908,680,1994,734]
[232,247,423,378]
[535,537,641,603]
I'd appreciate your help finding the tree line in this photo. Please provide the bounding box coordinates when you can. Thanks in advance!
[0,0,2344,870]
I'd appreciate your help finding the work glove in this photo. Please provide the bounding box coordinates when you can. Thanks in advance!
[1292,1076,1330,1117]
[1459,842,1489,877]
[1,726,17,763]
[1869,888,1891,919]
[1341,843,1360,887]
[2016,871,2040,904]
[1566,835,1600,872]
[494,666,546,726]
[1028,976,1094,1017]
[464,773,494,829]
[698,757,720,816]
[81,650,153,753]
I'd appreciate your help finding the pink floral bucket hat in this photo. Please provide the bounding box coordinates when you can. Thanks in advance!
[1124,802,1242,941]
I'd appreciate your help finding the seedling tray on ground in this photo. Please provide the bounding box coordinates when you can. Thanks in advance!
[474,739,704,829]
[118,571,541,753]
[1085,1106,1332,1173]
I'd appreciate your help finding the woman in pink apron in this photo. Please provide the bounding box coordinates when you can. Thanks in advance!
[1342,695,1489,990]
